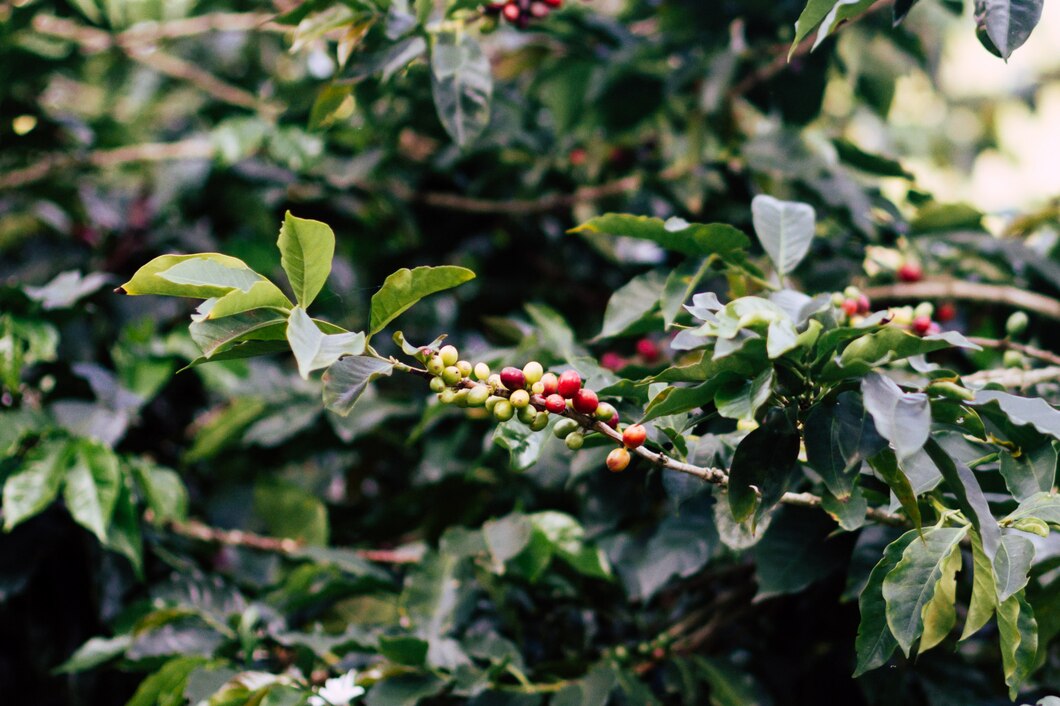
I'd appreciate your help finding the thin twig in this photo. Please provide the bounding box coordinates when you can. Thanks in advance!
[962,366,1060,388]
[863,280,1060,321]
[968,337,1060,367]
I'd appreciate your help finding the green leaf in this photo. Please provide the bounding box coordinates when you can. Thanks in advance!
[997,591,1038,699]
[998,443,1056,501]
[254,479,329,546]
[118,253,263,299]
[369,266,476,337]
[804,391,884,499]
[55,635,131,674]
[714,368,773,421]
[130,460,188,525]
[570,214,750,260]
[2,440,68,531]
[276,212,335,308]
[812,0,876,50]
[63,439,122,542]
[23,270,110,310]
[1002,491,1060,526]
[661,260,710,328]
[530,511,611,580]
[993,534,1035,603]
[924,438,1001,561]
[204,281,292,319]
[309,84,355,130]
[105,479,143,576]
[882,525,968,656]
[750,195,816,275]
[918,539,961,653]
[322,355,395,417]
[492,420,550,472]
[961,529,998,641]
[789,0,839,57]
[854,529,918,677]
[972,389,1060,440]
[286,307,366,379]
[978,0,1043,60]
[190,309,289,358]
[752,507,847,599]
[429,28,492,147]
[861,372,930,462]
[378,635,429,667]
[597,271,666,339]
[728,408,800,524]
[868,451,922,532]
[642,379,727,423]
[366,674,447,706]
[909,202,984,234]
[127,657,211,706]
[827,327,978,380]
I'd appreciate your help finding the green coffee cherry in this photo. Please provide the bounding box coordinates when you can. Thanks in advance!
[843,286,859,299]
[1006,311,1029,337]
[439,345,459,366]
[467,384,490,407]
[427,355,445,376]
[442,366,463,386]
[565,432,585,450]
[487,373,503,389]
[510,389,531,408]
[429,377,445,393]
[594,402,617,421]
[439,389,458,405]
[554,418,580,439]
[1003,350,1024,369]
[485,395,504,412]
[454,389,470,408]
[517,405,537,425]
[456,360,473,377]
[474,362,491,381]
[523,361,544,385]
[530,411,549,432]
[831,292,846,307]
[914,302,934,319]
[493,400,515,422]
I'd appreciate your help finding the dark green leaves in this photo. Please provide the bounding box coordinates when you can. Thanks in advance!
[750,195,815,275]
[322,355,395,417]
[277,211,335,308]
[854,529,917,676]
[976,0,1044,60]
[997,591,1038,698]
[429,29,492,147]
[972,389,1060,439]
[570,214,750,259]
[804,391,883,499]
[368,266,475,337]
[727,408,800,524]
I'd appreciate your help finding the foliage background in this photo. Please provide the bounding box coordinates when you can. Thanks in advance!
[1,0,1059,705]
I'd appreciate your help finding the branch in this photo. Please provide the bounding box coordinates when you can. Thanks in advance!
[962,366,1060,388]
[158,514,422,564]
[968,337,1060,368]
[862,280,1060,321]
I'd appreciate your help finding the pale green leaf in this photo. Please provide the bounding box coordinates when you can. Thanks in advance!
[2,440,68,531]
[853,529,918,676]
[286,307,365,379]
[570,214,750,259]
[63,439,122,542]
[205,280,292,319]
[118,253,261,299]
[751,195,816,275]
[368,266,475,337]
[997,591,1038,699]
[918,541,961,652]
[994,534,1035,603]
[961,529,998,641]
[429,29,492,147]
[322,355,395,416]
[277,211,335,308]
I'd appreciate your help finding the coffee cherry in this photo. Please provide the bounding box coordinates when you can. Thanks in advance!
[842,299,859,317]
[500,366,527,391]
[501,2,520,21]
[601,352,623,371]
[493,400,515,422]
[569,147,587,166]
[530,411,549,432]
[572,388,599,414]
[937,303,957,322]
[857,294,871,314]
[427,355,445,376]
[523,361,544,385]
[510,389,531,408]
[456,360,473,377]
[531,381,545,395]
[594,402,617,421]
[540,372,559,396]
[554,418,580,438]
[467,384,490,407]
[898,263,923,283]
[545,393,567,413]
[622,424,647,449]
[635,338,659,363]
[487,373,502,389]
[529,1,548,18]
[517,405,537,425]
[605,412,620,429]
[914,302,934,319]
[474,362,491,381]
[429,377,445,392]
[440,345,459,366]
[557,370,582,398]
[543,0,561,7]
[831,292,846,307]
[485,395,503,412]
[439,389,458,405]
[1003,350,1024,368]
[442,366,463,386]
[1006,311,1029,337]
[912,316,932,336]
[843,286,860,299]
[454,389,470,407]
[606,447,631,473]
[565,432,585,450]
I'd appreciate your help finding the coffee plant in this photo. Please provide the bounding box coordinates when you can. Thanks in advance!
[1,0,1057,705]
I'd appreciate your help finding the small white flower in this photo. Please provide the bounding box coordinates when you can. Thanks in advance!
[308,670,365,706]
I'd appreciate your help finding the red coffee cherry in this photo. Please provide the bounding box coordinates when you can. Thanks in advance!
[898,263,923,283]
[842,299,859,316]
[545,394,567,413]
[540,372,559,396]
[543,0,562,6]
[605,412,620,429]
[606,447,631,473]
[500,366,527,391]
[572,388,599,415]
[912,316,932,335]
[557,370,582,398]
[622,424,647,449]
[601,352,623,371]
[937,303,956,322]
[502,3,521,22]
[635,338,659,363]
[857,294,871,314]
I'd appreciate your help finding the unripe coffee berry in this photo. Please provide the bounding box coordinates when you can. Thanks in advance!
[442,366,463,386]
[540,372,559,396]
[500,366,527,391]
[485,395,503,412]
[844,286,859,299]
[914,302,934,319]
[467,384,490,407]
[454,389,470,408]
[545,394,567,413]
[1003,350,1024,368]
[523,361,544,385]
[531,381,545,395]
[1006,311,1029,337]
[572,388,599,414]
[606,447,631,473]
[510,389,531,408]
[493,400,515,422]
[517,406,537,425]
[857,294,871,314]
[474,362,491,381]
[487,373,502,389]
[622,424,647,449]
[557,370,582,398]
[439,389,458,405]
[565,432,585,450]
[553,418,580,438]
[456,360,473,377]
[429,377,445,393]
[530,411,549,432]
[831,292,846,307]
[440,345,459,366]
[594,402,617,421]
[427,355,445,376]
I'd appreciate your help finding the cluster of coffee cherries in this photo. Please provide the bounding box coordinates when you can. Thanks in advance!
[423,344,648,473]
[833,286,873,325]
[834,286,946,337]
[484,0,562,28]
[889,302,942,337]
